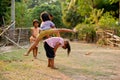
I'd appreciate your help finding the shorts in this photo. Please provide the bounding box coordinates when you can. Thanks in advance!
[44,42,55,59]
[37,29,57,39]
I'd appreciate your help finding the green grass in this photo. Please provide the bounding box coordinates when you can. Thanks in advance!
[0,49,25,61]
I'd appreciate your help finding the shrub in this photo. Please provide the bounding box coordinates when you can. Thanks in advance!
[75,24,97,43]
[99,12,117,30]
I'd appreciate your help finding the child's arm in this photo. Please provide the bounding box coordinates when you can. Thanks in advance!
[51,26,55,28]
[24,28,74,55]
[54,42,61,56]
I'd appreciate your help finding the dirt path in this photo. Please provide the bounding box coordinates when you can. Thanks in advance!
[0,42,120,80]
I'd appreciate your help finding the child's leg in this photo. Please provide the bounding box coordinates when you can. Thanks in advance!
[24,30,51,55]
[51,59,55,68]
[36,47,38,57]
[48,59,51,67]
[33,47,38,59]
[33,48,36,59]
[33,48,35,57]
[24,29,73,55]
[24,38,40,56]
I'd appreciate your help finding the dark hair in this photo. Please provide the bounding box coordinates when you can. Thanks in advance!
[65,41,71,56]
[33,19,39,26]
[40,12,50,22]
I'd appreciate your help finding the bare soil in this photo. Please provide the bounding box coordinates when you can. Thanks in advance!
[0,42,120,80]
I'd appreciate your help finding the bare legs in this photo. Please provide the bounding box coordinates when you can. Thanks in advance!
[33,47,38,59]
[48,59,51,67]
[48,59,57,69]
[24,29,74,56]
[24,37,40,56]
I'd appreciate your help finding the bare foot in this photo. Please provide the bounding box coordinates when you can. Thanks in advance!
[24,53,29,56]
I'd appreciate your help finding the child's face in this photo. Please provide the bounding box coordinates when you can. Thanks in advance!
[34,22,39,27]
[62,41,67,49]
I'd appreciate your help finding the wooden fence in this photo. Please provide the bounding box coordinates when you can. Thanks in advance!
[0,28,31,46]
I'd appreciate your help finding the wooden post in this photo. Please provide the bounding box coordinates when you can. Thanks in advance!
[11,0,15,28]
[10,0,15,41]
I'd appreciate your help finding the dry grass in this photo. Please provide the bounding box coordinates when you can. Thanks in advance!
[0,42,120,80]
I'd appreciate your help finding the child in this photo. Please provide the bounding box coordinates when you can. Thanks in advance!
[24,28,74,56]
[40,11,55,30]
[44,37,71,69]
[29,19,40,59]
[24,11,75,56]
[40,11,60,37]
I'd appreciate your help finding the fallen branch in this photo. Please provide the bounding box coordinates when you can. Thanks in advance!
[105,32,120,40]
[0,21,15,36]
[107,40,120,47]
[4,35,24,49]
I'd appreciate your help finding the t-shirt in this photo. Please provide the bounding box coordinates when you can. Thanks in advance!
[40,21,55,30]
[44,37,64,48]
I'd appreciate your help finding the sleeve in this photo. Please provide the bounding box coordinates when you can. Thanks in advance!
[50,21,55,28]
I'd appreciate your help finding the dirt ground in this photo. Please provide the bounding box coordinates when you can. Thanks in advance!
[0,42,120,80]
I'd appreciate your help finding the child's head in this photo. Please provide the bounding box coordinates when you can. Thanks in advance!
[33,19,39,27]
[40,11,50,22]
[62,40,71,56]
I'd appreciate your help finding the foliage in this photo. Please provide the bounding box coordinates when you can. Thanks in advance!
[99,12,117,29]
[109,0,119,4]
[96,0,118,18]
[76,0,93,16]
[62,0,119,28]
[75,24,96,42]
[62,8,84,28]
[62,0,119,42]
[0,0,11,26]
[15,1,28,27]
[62,0,85,28]
[25,0,59,8]
[15,0,64,28]
[85,8,104,25]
